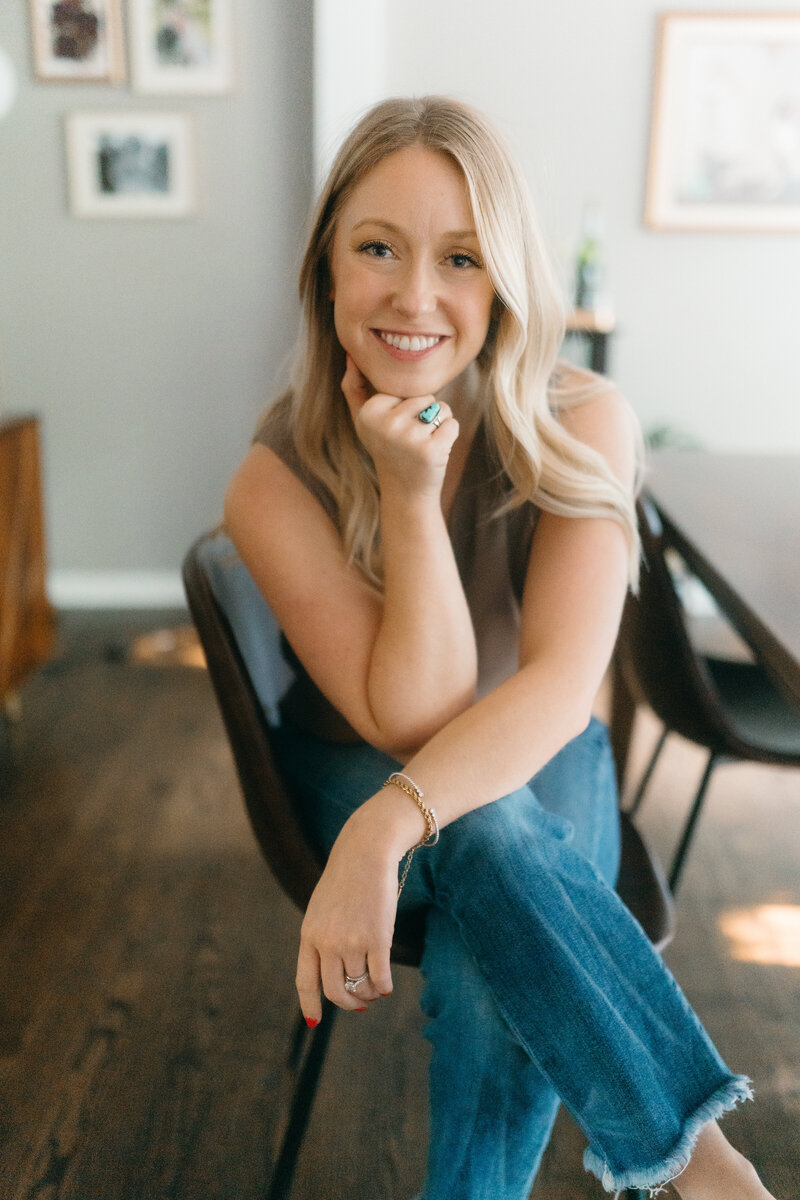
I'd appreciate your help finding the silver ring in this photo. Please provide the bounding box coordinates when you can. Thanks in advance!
[431,415,442,429]
[344,970,370,994]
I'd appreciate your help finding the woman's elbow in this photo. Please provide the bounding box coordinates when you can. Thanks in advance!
[369,686,477,760]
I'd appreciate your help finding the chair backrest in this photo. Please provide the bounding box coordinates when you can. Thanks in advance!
[618,496,743,754]
[182,530,321,910]
[182,529,426,965]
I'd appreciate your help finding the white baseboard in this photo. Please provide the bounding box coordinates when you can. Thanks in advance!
[49,570,187,609]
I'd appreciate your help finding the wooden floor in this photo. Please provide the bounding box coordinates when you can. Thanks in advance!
[1,610,799,1200]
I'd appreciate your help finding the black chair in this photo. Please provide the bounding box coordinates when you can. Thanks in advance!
[615,496,800,895]
[183,528,675,1200]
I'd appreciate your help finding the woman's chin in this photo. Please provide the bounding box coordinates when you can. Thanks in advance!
[360,361,453,400]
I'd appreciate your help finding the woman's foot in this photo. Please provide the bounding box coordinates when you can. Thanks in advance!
[671,1121,775,1200]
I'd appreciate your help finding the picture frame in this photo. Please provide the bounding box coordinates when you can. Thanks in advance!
[645,12,800,232]
[66,111,196,218]
[29,0,125,84]
[128,0,235,95]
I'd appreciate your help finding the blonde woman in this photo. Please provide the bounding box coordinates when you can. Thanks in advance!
[224,97,774,1200]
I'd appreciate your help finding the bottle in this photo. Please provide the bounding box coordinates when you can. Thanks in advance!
[574,201,605,313]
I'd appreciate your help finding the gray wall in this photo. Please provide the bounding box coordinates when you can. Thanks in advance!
[0,1,313,598]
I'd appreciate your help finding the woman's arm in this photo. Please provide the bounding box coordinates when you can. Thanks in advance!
[341,356,479,747]
[376,386,638,838]
[295,387,639,1022]
[224,358,477,757]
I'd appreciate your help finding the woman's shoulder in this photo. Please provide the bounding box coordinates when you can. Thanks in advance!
[250,390,339,523]
[549,361,640,489]
[548,360,622,414]
[252,390,293,454]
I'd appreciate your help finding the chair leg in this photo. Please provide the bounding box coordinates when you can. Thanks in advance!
[668,751,718,896]
[266,997,338,1200]
[626,726,668,817]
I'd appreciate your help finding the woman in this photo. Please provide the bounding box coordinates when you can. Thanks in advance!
[224,96,774,1200]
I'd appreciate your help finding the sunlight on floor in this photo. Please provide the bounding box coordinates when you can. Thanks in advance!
[719,904,800,967]
[129,625,206,669]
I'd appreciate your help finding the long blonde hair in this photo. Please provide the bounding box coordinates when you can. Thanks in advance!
[258,96,641,588]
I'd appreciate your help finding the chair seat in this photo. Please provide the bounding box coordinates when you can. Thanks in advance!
[706,657,800,761]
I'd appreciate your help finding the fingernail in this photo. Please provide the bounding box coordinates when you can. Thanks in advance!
[380,992,391,996]
[305,1017,319,1028]
[355,1007,367,1012]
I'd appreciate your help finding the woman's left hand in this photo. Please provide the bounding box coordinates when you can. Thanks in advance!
[295,803,405,1025]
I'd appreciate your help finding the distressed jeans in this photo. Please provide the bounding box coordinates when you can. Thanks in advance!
[272,716,751,1199]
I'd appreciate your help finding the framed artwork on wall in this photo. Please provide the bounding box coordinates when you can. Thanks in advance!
[29,0,125,83]
[646,12,800,232]
[66,111,196,218]
[128,0,235,94]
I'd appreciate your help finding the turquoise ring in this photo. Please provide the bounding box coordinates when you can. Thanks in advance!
[418,402,441,424]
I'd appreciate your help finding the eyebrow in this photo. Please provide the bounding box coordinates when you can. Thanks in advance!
[351,218,479,240]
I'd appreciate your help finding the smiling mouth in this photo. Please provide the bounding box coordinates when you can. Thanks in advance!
[377,330,444,352]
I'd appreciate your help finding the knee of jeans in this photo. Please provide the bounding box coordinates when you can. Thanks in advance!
[437,787,573,880]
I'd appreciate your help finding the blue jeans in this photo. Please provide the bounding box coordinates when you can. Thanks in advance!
[272,716,751,1199]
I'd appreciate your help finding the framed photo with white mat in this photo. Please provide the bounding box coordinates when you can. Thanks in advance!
[646,12,800,232]
[66,111,196,218]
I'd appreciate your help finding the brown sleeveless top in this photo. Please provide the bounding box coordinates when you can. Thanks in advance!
[253,399,540,743]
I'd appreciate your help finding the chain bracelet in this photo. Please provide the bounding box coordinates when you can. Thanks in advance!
[383,771,439,896]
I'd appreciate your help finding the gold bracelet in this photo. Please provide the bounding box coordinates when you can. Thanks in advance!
[383,772,439,896]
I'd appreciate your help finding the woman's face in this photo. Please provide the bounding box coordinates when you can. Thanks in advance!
[328,145,496,399]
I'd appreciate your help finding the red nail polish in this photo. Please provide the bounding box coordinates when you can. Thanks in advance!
[380,992,391,996]
[305,1016,319,1028]
[355,1007,367,1012]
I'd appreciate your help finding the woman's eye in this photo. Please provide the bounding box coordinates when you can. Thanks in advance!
[448,252,481,269]
[359,240,394,259]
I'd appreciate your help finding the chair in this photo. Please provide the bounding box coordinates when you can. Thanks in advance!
[182,528,675,1200]
[613,496,800,895]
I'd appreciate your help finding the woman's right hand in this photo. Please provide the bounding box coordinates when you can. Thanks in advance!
[341,353,459,500]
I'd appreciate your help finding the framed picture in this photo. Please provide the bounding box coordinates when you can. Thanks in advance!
[128,0,235,94]
[646,13,800,232]
[66,111,196,218]
[29,0,125,83]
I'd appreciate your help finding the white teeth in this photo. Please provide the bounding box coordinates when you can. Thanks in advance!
[379,332,441,351]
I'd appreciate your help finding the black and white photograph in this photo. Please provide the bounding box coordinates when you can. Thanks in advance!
[66,111,195,217]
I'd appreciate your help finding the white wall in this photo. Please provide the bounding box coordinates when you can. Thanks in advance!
[313,0,387,185]
[319,0,800,452]
[0,1,313,604]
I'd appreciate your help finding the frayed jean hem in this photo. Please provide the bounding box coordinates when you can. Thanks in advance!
[583,1075,754,1197]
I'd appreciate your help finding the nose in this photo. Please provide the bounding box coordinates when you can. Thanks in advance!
[392,258,438,318]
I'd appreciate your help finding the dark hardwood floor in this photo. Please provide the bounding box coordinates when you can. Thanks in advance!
[1,610,798,1200]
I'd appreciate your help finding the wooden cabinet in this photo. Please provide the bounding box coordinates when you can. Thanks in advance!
[0,417,55,705]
